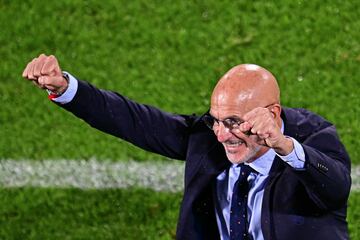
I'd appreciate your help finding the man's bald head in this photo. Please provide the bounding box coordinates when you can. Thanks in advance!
[211,64,280,115]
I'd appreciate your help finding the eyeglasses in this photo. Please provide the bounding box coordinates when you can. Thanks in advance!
[202,114,244,131]
[202,103,277,132]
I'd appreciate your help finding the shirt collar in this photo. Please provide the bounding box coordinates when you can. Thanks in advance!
[246,149,274,175]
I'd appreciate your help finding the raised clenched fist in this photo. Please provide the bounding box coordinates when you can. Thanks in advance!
[22,54,68,95]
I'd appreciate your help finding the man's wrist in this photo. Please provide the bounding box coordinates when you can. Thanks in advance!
[50,72,78,104]
[56,73,70,95]
[274,136,294,156]
[48,73,69,98]
[276,137,306,169]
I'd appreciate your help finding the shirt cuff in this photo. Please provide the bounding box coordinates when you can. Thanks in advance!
[276,137,306,169]
[51,71,78,104]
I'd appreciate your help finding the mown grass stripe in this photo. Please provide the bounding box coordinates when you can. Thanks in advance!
[0,160,358,192]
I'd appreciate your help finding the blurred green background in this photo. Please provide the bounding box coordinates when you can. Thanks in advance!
[0,0,359,239]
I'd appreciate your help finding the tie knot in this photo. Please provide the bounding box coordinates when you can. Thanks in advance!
[238,164,255,181]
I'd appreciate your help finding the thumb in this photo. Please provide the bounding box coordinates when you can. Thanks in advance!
[38,75,68,92]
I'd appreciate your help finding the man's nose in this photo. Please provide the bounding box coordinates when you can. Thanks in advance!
[214,123,232,142]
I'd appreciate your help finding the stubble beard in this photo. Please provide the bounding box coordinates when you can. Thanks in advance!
[225,144,262,164]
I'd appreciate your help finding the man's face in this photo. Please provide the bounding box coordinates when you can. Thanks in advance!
[209,105,263,164]
[209,64,280,164]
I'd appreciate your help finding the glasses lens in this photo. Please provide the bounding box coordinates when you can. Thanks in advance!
[202,115,215,129]
[223,118,243,130]
[222,119,234,130]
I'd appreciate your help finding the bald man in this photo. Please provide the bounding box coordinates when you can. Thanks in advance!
[23,54,351,240]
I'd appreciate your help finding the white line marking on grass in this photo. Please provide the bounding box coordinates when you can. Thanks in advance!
[0,160,359,192]
[0,160,184,192]
[351,165,360,192]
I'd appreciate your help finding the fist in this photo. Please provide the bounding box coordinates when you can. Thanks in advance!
[22,54,68,95]
[233,105,294,155]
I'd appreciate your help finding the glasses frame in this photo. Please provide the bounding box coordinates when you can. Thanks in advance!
[202,103,277,132]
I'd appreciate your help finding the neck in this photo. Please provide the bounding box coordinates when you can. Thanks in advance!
[246,146,270,163]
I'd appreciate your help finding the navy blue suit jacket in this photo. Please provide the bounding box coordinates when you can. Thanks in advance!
[60,80,351,240]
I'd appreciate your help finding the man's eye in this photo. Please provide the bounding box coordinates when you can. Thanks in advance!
[225,118,240,126]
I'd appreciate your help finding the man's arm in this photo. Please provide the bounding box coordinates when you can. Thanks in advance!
[60,79,192,159]
[234,106,351,210]
[22,54,192,160]
[291,119,351,210]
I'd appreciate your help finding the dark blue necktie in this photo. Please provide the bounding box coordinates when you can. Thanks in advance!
[229,164,255,240]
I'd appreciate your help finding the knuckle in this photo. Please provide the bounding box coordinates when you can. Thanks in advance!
[49,55,56,62]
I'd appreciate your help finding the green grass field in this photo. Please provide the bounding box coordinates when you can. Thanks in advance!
[0,0,359,239]
[0,189,359,239]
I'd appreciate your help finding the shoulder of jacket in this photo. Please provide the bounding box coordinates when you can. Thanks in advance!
[282,107,334,141]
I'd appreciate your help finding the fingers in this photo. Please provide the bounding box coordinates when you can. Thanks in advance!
[38,76,56,91]
[23,55,42,80]
[23,59,37,80]
[37,75,59,87]
[41,55,61,76]
[33,54,47,77]
[233,121,269,139]
[248,117,272,138]
[22,61,32,78]
[236,107,273,137]
[22,54,67,94]
[237,107,281,146]
[22,54,62,80]
[239,121,252,133]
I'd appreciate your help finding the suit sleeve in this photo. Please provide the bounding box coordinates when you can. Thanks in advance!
[292,115,351,210]
[57,80,193,160]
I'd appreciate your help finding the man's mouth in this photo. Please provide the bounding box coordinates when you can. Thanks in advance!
[224,140,245,147]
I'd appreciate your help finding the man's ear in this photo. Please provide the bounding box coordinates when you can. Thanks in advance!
[271,104,282,119]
